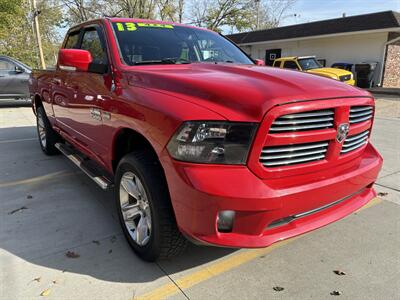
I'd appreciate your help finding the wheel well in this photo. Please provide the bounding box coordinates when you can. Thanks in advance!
[112,128,159,172]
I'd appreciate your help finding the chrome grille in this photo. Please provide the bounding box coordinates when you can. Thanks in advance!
[341,130,369,154]
[349,106,373,124]
[260,141,329,167]
[269,109,334,133]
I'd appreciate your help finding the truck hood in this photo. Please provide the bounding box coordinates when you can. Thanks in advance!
[307,67,352,79]
[125,63,369,121]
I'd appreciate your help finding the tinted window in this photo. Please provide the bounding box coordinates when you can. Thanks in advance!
[64,31,80,49]
[80,29,108,64]
[0,59,14,71]
[112,22,253,65]
[298,58,322,70]
[283,61,299,70]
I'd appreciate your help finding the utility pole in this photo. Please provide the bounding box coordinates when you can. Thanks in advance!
[32,0,46,69]
[255,0,261,30]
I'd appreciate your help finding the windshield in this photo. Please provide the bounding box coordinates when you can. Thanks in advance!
[111,22,253,65]
[298,58,322,70]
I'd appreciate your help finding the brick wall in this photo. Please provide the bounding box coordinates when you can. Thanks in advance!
[383,40,400,88]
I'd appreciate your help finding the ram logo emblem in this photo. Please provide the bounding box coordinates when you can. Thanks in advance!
[336,123,350,143]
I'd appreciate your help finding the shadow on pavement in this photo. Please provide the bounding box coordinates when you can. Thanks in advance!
[0,99,31,108]
[0,125,236,284]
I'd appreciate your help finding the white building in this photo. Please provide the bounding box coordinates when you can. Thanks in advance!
[227,11,400,87]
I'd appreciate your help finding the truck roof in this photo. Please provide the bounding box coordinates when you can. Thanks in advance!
[69,17,212,33]
[276,56,317,61]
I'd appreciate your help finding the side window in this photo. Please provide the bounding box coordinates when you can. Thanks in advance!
[283,61,300,70]
[64,31,80,49]
[273,60,281,68]
[0,59,15,71]
[80,29,108,65]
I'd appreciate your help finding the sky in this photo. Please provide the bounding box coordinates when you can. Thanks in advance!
[280,0,400,26]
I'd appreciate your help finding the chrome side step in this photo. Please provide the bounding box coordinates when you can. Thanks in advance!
[55,143,114,190]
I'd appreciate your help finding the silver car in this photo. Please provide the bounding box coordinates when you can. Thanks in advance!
[0,56,31,101]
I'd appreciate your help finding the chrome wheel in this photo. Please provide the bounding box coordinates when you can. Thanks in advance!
[37,112,47,148]
[119,171,152,246]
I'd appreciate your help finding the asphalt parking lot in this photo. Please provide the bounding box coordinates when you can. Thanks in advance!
[0,98,399,300]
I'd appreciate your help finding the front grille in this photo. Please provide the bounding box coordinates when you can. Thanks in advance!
[269,109,334,133]
[339,74,351,82]
[349,106,373,124]
[260,141,329,167]
[341,130,369,154]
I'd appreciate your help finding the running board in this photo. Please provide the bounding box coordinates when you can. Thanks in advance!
[55,143,114,190]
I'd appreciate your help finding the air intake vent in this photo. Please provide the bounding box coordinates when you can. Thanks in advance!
[341,130,369,154]
[260,141,329,167]
[349,106,373,124]
[269,109,334,133]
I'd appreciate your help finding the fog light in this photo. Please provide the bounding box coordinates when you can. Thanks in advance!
[217,210,235,232]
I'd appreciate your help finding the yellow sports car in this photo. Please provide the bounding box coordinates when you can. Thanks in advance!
[273,56,355,85]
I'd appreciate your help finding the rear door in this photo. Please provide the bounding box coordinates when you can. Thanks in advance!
[0,59,14,98]
[0,58,28,99]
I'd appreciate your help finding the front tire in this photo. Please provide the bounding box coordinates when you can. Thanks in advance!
[115,151,187,261]
[36,106,59,155]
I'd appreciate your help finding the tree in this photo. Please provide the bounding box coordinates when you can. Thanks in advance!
[0,0,62,68]
[189,0,252,32]
[58,0,108,24]
[251,0,297,30]
[188,0,296,33]
[157,0,184,22]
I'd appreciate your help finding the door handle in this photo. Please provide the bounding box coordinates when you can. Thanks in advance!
[51,78,62,85]
[84,95,94,101]
[97,95,112,101]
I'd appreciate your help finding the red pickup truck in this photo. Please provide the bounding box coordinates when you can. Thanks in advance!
[29,18,383,261]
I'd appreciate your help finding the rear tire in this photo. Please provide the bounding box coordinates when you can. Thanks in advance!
[36,106,60,155]
[115,151,187,261]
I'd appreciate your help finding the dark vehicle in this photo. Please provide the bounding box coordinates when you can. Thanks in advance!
[0,56,31,101]
[331,62,353,72]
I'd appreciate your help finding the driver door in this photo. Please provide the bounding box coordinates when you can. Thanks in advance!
[63,25,112,166]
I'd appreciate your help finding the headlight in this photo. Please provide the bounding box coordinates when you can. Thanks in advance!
[167,121,258,164]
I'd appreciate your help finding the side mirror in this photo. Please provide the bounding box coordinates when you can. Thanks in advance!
[58,49,93,72]
[15,66,24,73]
[254,59,265,66]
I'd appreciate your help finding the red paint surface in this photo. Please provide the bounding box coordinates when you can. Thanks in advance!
[29,18,383,248]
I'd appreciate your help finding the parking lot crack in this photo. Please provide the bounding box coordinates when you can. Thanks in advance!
[378,170,400,179]
[375,182,400,193]
[156,262,190,300]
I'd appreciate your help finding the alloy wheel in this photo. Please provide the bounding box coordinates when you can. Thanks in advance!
[119,171,152,246]
[37,111,47,148]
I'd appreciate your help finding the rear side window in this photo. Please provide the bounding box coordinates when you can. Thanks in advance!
[64,31,80,49]
[273,60,281,68]
[80,29,108,65]
[283,61,299,70]
[0,59,14,71]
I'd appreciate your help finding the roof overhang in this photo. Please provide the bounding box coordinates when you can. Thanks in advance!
[236,27,400,46]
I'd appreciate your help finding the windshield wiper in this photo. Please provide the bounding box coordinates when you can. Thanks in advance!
[133,58,191,65]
